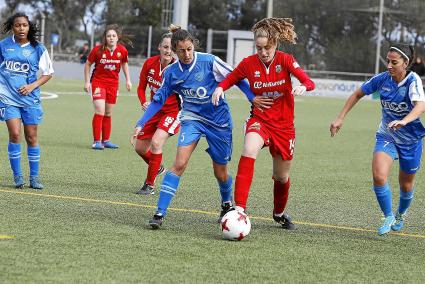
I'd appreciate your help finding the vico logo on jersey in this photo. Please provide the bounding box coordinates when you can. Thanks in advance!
[180,86,208,98]
[4,60,30,73]
[381,100,409,114]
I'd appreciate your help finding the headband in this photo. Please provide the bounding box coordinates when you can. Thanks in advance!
[390,46,410,62]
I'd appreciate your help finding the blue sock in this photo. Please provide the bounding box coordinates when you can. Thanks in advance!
[157,171,180,216]
[218,175,233,204]
[28,145,40,177]
[398,189,414,214]
[373,183,393,217]
[8,142,22,176]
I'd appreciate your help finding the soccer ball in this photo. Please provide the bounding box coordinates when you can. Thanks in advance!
[220,210,251,241]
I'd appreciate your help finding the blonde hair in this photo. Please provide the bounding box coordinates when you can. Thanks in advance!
[251,17,297,45]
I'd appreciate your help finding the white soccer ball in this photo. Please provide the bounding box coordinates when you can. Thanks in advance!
[220,210,251,241]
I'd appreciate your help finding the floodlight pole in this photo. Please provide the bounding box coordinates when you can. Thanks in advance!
[40,12,45,44]
[173,0,189,29]
[375,0,384,74]
[267,0,273,18]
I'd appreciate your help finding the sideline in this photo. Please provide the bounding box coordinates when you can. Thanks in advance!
[0,235,15,240]
[1,188,424,239]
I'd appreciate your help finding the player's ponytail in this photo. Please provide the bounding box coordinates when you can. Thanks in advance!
[2,13,39,47]
[168,24,199,52]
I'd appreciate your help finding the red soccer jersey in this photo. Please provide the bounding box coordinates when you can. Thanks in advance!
[137,55,180,112]
[88,44,128,86]
[219,51,315,129]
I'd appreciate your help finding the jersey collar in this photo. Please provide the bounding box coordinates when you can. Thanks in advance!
[12,35,31,47]
[178,51,197,73]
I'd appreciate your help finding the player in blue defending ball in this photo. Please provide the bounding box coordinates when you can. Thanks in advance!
[0,13,53,189]
[131,25,254,229]
[330,44,425,235]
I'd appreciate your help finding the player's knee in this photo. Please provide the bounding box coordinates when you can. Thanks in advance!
[150,139,164,152]
[372,172,387,186]
[171,162,188,176]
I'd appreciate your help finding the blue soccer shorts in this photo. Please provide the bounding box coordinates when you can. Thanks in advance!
[374,133,423,174]
[177,120,233,165]
[0,102,43,125]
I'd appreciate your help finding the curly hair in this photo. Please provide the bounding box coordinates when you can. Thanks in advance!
[2,12,39,47]
[251,17,297,45]
[168,24,199,52]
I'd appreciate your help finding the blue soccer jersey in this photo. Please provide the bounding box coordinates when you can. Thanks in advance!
[0,36,54,107]
[361,71,425,144]
[152,52,233,129]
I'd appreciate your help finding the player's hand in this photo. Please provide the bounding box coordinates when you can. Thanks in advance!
[141,102,150,111]
[212,87,225,106]
[18,84,34,96]
[126,81,132,92]
[131,127,142,146]
[84,82,90,93]
[292,85,307,96]
[252,96,274,111]
[330,118,343,137]
[388,120,406,131]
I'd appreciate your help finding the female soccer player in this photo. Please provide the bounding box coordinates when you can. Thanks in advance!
[0,13,53,189]
[131,25,254,229]
[134,33,180,195]
[84,24,132,150]
[213,17,315,230]
[330,44,425,235]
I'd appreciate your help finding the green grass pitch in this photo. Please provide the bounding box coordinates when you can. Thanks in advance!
[1,78,424,282]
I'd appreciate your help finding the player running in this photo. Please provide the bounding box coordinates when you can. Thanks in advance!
[0,13,53,189]
[213,17,315,230]
[131,25,255,229]
[134,32,181,195]
[84,24,132,150]
[330,44,425,235]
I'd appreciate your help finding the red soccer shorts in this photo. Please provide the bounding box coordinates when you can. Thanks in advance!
[137,110,180,140]
[91,82,119,104]
[245,117,296,160]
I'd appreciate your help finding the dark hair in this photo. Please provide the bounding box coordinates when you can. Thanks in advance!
[389,43,415,66]
[101,24,133,49]
[2,12,39,47]
[168,24,199,52]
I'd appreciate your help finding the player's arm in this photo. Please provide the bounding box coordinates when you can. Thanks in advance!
[122,61,132,91]
[388,75,425,130]
[212,57,255,105]
[330,88,365,137]
[83,60,93,92]
[18,49,53,96]
[137,61,149,109]
[287,56,315,96]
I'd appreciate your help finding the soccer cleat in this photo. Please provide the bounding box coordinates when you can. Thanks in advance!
[103,141,119,149]
[157,164,166,176]
[218,201,234,223]
[273,213,296,230]
[135,182,155,195]
[149,213,163,229]
[14,175,25,189]
[92,141,104,150]
[378,215,396,235]
[29,176,44,190]
[391,212,405,232]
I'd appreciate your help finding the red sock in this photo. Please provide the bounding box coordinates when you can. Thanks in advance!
[141,150,152,164]
[146,153,163,185]
[273,178,290,215]
[92,114,104,141]
[102,116,112,142]
[234,156,256,210]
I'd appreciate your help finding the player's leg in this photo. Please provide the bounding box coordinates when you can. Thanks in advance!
[149,121,200,229]
[272,156,295,229]
[134,138,152,164]
[6,117,24,188]
[102,87,118,149]
[22,104,44,189]
[372,143,396,235]
[234,131,264,211]
[392,140,422,231]
[91,85,106,149]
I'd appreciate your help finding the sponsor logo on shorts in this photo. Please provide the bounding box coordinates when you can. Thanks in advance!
[248,122,261,131]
